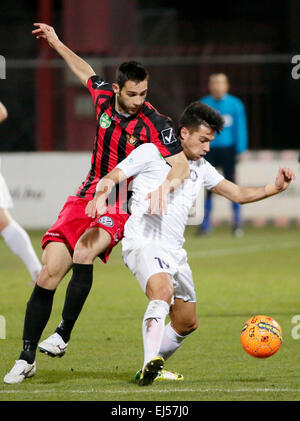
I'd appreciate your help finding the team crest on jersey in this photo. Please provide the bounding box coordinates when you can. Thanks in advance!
[126,134,138,145]
[190,169,198,182]
[98,216,114,227]
[100,113,112,129]
[161,128,177,145]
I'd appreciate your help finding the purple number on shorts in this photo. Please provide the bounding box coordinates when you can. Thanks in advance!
[154,257,170,269]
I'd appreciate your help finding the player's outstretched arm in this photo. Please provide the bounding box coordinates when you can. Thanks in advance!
[32,23,95,86]
[211,167,295,204]
[85,168,127,219]
[0,101,8,123]
[146,151,190,215]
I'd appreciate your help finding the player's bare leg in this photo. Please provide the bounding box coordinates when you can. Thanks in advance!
[0,207,12,230]
[145,272,174,304]
[73,226,111,264]
[0,208,42,281]
[37,241,73,289]
[169,299,198,336]
[39,227,111,357]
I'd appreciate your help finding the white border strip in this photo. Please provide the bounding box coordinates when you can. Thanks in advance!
[0,388,299,394]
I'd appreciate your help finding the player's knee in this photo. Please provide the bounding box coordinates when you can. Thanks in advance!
[146,282,173,304]
[36,262,59,289]
[146,273,174,304]
[190,316,199,332]
[160,283,174,303]
[36,250,66,289]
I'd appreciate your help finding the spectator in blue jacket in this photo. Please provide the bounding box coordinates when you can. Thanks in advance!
[198,73,248,237]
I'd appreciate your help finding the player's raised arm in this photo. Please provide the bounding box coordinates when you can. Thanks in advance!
[32,23,95,86]
[0,101,8,123]
[211,167,295,204]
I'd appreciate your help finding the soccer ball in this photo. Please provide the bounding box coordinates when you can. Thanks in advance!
[240,315,282,358]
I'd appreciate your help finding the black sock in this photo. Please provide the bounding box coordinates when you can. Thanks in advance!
[19,340,38,365]
[56,263,93,343]
[19,284,56,363]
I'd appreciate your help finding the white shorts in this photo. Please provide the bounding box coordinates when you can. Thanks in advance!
[122,239,196,303]
[0,172,13,209]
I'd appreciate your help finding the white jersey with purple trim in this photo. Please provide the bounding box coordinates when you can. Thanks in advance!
[117,143,224,249]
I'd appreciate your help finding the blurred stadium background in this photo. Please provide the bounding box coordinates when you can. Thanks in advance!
[0,0,299,228]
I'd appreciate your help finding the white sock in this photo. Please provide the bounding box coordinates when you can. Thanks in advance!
[142,299,169,369]
[158,322,186,361]
[1,220,42,281]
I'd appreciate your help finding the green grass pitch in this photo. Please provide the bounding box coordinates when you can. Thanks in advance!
[0,225,300,402]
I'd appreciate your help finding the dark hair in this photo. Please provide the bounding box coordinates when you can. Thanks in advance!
[178,101,224,135]
[116,61,149,90]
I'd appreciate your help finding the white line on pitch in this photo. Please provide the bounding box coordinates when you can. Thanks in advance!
[188,241,300,259]
[0,387,299,394]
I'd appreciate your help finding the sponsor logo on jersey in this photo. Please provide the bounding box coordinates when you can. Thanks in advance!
[98,216,114,227]
[100,112,112,129]
[126,134,138,145]
[93,80,108,89]
[161,128,177,145]
[45,231,61,237]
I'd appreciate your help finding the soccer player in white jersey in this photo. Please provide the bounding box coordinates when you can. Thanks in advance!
[0,101,42,282]
[86,101,295,386]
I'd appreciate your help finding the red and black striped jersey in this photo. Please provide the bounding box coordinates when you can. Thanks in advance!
[76,75,183,200]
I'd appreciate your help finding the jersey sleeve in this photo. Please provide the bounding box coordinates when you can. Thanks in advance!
[202,160,224,190]
[156,123,183,158]
[116,144,161,178]
[143,105,183,158]
[87,75,114,109]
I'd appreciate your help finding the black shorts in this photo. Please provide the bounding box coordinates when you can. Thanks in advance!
[205,146,236,182]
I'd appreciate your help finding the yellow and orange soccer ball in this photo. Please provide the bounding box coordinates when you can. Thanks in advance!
[240,315,283,358]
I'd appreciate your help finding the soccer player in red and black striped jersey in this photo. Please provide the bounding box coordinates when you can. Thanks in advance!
[3,23,190,383]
